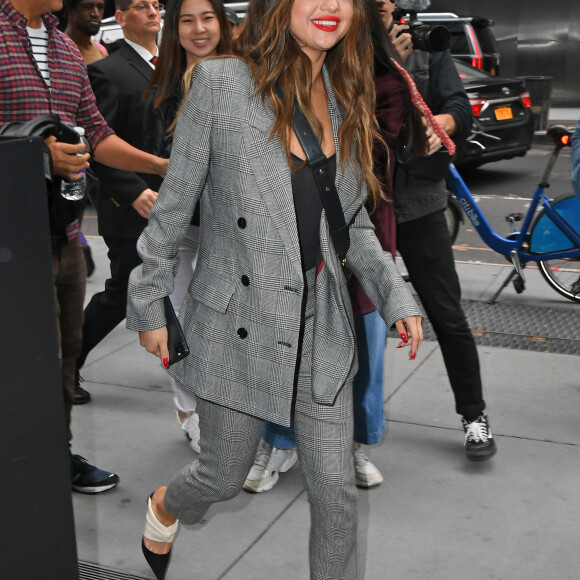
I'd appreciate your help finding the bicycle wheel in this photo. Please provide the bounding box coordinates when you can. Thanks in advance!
[530,194,580,302]
[444,191,462,245]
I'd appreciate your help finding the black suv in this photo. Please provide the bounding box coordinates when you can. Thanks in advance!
[416,13,502,75]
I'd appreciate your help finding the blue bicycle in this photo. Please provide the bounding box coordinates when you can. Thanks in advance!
[445,125,580,304]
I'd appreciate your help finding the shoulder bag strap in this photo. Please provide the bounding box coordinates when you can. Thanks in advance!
[291,99,350,266]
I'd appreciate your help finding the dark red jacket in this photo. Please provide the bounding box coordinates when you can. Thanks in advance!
[349,68,409,315]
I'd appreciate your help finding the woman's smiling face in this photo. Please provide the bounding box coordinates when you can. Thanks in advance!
[178,0,221,66]
[290,0,354,62]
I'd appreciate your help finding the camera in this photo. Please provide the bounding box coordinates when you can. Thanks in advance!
[392,7,451,53]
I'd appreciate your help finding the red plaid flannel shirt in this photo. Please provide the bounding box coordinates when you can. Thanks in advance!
[0,0,113,151]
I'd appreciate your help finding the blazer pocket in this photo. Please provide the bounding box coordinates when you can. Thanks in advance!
[189,268,236,314]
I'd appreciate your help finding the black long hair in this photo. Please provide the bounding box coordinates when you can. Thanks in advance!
[145,0,233,108]
[368,0,428,158]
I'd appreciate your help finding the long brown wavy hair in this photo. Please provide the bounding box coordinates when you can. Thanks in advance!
[234,0,383,207]
[145,0,233,109]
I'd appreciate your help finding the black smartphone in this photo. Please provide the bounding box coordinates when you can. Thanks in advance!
[163,297,190,367]
[54,123,81,144]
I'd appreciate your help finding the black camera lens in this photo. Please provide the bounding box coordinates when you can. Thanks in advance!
[412,23,450,53]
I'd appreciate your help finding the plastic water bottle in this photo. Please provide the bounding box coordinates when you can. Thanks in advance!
[60,126,87,201]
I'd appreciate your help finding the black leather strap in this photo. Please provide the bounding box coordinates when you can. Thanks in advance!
[292,99,350,265]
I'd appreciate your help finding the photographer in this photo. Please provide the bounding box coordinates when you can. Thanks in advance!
[379,0,497,460]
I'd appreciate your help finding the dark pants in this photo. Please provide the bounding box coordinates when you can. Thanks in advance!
[78,236,141,369]
[397,209,485,420]
[52,235,86,440]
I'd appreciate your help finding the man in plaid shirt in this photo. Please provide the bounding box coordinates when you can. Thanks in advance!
[0,0,167,493]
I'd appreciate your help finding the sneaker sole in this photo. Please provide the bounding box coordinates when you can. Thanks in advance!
[73,393,91,405]
[243,471,280,493]
[466,443,497,461]
[72,482,118,494]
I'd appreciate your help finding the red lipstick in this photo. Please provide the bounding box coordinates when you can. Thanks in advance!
[311,16,340,31]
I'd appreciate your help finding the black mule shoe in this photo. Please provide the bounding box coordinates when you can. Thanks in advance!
[142,492,178,580]
[142,538,172,580]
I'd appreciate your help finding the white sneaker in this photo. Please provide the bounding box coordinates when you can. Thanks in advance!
[243,439,298,493]
[176,410,200,453]
[353,443,383,488]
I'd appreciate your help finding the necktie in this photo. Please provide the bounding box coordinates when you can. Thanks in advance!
[391,58,456,156]
[150,55,158,66]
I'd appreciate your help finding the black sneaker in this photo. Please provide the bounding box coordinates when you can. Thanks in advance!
[462,414,497,461]
[82,242,95,278]
[70,453,120,493]
[73,372,91,405]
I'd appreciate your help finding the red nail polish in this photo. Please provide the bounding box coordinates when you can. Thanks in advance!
[163,357,169,368]
[410,352,416,360]
[400,332,407,343]
[397,344,405,349]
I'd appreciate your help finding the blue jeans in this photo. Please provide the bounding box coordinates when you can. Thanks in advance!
[262,309,387,448]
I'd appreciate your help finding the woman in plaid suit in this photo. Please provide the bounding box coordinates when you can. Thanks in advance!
[127,0,423,577]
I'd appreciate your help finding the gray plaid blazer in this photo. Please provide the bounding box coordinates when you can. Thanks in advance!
[127,58,421,426]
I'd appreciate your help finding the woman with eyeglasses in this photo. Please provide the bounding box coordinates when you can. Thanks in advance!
[128,0,424,577]
[142,0,233,455]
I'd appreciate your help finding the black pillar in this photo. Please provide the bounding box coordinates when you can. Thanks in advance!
[0,137,78,579]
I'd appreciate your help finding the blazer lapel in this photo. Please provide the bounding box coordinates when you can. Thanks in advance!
[242,95,303,280]
[120,40,154,83]
[323,67,362,223]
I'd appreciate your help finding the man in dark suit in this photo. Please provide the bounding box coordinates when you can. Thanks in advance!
[75,0,163,402]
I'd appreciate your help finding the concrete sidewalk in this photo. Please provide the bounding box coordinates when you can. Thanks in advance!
[72,236,580,580]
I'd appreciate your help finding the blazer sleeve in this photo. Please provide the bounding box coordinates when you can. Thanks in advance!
[343,194,422,328]
[127,64,213,331]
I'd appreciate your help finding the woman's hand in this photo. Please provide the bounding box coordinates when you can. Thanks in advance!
[139,327,170,368]
[394,316,423,360]
[422,116,443,156]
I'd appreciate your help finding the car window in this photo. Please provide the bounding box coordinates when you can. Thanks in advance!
[448,29,471,54]
[475,26,500,54]
[427,20,471,54]
[453,60,491,82]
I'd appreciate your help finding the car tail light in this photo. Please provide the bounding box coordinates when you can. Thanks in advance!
[520,91,532,108]
[469,98,487,117]
[466,26,483,69]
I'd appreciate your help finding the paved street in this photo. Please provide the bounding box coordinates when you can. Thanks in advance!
[71,111,580,579]
[73,242,580,580]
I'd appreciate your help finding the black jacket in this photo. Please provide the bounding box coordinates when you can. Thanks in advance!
[393,49,472,224]
[88,40,162,238]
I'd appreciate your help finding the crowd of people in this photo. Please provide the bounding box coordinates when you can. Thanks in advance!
[6,0,577,577]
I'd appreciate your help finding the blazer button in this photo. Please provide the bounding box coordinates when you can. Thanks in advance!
[241,275,250,286]
[237,328,248,339]
[237,217,247,229]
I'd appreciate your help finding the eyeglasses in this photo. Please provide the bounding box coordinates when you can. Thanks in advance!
[80,2,105,10]
[124,2,164,13]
